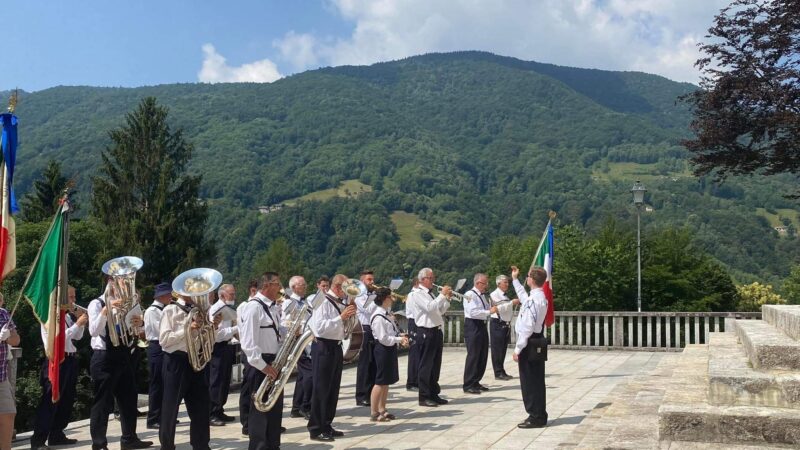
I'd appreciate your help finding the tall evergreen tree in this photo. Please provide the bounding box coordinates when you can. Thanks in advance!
[21,160,67,222]
[92,97,214,285]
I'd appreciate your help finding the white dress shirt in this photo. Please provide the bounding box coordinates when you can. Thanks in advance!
[355,291,378,326]
[370,306,402,347]
[490,288,515,322]
[40,312,84,353]
[463,288,491,320]
[209,300,239,343]
[407,286,450,328]
[88,295,109,350]
[239,293,283,371]
[159,299,193,354]
[404,286,419,320]
[513,279,548,355]
[308,291,345,340]
[144,300,167,342]
[281,293,312,328]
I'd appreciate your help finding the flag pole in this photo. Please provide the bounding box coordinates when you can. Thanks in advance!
[527,211,556,274]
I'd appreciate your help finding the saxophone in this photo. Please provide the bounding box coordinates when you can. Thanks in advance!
[253,290,325,412]
[172,268,223,372]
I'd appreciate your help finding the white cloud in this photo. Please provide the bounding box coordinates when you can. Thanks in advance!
[268,0,728,83]
[198,44,283,83]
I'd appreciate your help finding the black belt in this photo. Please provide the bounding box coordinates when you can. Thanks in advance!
[417,325,440,331]
[466,317,487,323]
[317,337,341,344]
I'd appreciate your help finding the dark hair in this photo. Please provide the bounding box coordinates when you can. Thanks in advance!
[248,279,258,290]
[360,270,374,276]
[373,287,392,306]
[530,267,547,287]
[317,275,330,284]
[258,272,280,290]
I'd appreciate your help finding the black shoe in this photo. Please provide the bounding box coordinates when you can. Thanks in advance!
[356,399,370,407]
[463,387,481,394]
[146,423,159,430]
[302,409,311,420]
[120,439,153,450]
[310,432,334,442]
[517,418,547,429]
[290,409,304,418]
[48,436,78,445]
[210,417,225,427]
[503,373,514,379]
[433,397,449,405]
[479,384,489,391]
[281,426,287,433]
[241,428,248,436]
[330,429,344,437]
[419,399,439,407]
[406,385,419,391]
[136,410,147,418]
[91,446,109,450]
[219,413,236,422]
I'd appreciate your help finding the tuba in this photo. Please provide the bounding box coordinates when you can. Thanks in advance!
[341,278,366,338]
[172,268,223,372]
[253,290,325,412]
[102,256,144,347]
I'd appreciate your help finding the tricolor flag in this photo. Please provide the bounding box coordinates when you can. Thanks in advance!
[531,220,554,327]
[0,112,19,282]
[23,198,70,403]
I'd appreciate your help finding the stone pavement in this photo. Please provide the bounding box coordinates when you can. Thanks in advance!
[13,349,670,449]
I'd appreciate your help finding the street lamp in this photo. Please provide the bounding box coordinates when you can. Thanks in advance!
[631,180,647,313]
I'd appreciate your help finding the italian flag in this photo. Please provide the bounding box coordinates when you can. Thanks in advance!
[0,113,19,282]
[532,221,554,327]
[23,199,70,403]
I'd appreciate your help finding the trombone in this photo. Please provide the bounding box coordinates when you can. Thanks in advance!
[433,278,467,302]
[369,278,406,303]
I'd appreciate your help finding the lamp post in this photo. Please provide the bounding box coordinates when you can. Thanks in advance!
[631,180,647,313]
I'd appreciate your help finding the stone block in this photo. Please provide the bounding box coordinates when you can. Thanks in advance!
[734,320,800,370]
[762,304,800,341]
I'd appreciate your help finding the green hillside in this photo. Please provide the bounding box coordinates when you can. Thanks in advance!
[9,51,800,286]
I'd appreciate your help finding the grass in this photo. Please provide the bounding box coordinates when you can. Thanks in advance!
[755,207,800,229]
[390,211,457,250]
[283,179,372,206]
[591,162,691,183]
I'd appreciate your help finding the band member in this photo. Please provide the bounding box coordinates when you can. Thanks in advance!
[0,293,19,450]
[209,284,239,426]
[407,268,451,407]
[369,288,408,422]
[355,270,377,406]
[511,266,549,429]
[283,276,312,420]
[240,272,285,450]
[462,273,497,394]
[158,291,215,450]
[31,286,86,449]
[308,276,330,302]
[238,278,257,436]
[490,275,520,380]
[144,283,172,430]
[307,274,357,442]
[405,277,420,391]
[88,279,152,450]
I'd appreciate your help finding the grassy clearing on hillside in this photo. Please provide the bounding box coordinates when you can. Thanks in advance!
[390,211,457,250]
[283,179,372,206]
[591,162,691,183]
[756,207,800,229]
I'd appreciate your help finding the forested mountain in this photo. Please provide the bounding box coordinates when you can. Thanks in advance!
[9,51,800,288]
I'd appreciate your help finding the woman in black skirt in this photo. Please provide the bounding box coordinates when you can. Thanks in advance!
[369,288,409,422]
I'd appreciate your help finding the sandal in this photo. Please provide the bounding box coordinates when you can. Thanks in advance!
[370,412,390,422]
[380,411,396,420]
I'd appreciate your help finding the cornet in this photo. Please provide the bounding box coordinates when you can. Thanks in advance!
[68,303,88,318]
[433,278,467,302]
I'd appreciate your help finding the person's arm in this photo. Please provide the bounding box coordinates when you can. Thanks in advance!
[512,278,530,303]
[158,307,185,348]
[239,303,267,371]
[373,317,402,346]
[66,318,85,341]
[514,304,533,355]
[309,302,344,337]
[88,300,107,338]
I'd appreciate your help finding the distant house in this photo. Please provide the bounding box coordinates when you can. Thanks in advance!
[257,204,284,215]
[644,206,654,212]
[774,226,789,236]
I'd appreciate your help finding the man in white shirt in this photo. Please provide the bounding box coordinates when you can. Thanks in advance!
[143,282,172,430]
[511,266,549,429]
[406,268,451,407]
[489,275,520,380]
[238,278,258,435]
[462,273,498,394]
[88,279,151,450]
[307,274,356,442]
[241,271,285,449]
[283,275,313,420]
[31,286,87,449]
[208,284,239,426]
[354,270,377,406]
[405,277,420,391]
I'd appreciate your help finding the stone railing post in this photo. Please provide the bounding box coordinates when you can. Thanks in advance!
[613,316,624,348]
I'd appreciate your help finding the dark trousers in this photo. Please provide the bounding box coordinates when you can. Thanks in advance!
[247,354,283,450]
[146,341,164,427]
[406,319,419,388]
[463,318,489,390]
[355,325,376,403]
[239,356,251,432]
[291,353,312,413]
[308,339,343,437]
[209,342,236,418]
[518,334,548,422]
[417,326,443,401]
[31,355,78,445]
[159,351,210,450]
[490,318,511,376]
[89,348,138,448]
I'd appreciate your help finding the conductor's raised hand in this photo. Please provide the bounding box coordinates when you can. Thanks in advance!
[511,266,520,279]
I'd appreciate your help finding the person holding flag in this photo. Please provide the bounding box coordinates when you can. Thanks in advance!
[0,293,19,450]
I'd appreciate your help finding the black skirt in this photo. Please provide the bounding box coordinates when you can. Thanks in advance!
[373,342,399,385]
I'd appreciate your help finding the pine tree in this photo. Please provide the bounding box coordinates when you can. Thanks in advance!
[92,97,214,285]
[21,160,67,222]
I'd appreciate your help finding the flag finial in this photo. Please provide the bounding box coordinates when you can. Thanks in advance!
[548,210,557,220]
[7,89,18,114]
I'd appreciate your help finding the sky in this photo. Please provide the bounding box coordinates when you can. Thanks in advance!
[2,0,730,92]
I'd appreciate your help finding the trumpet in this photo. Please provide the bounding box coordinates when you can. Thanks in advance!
[433,278,467,302]
[68,303,88,318]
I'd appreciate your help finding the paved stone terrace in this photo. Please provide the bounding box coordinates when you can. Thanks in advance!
[14,349,672,449]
